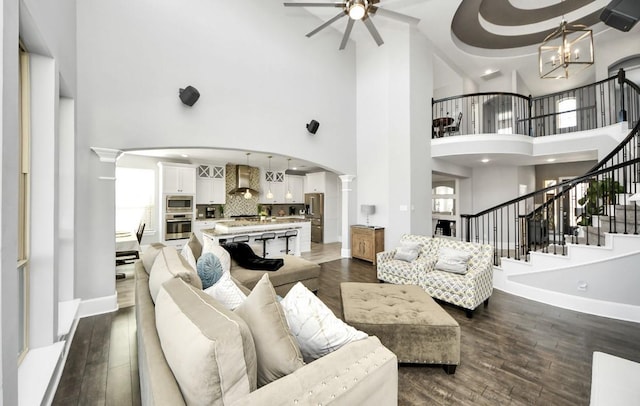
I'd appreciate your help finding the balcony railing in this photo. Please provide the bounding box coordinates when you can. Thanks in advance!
[432,69,638,138]
[458,75,640,265]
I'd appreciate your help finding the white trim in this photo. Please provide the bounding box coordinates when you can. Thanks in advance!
[90,147,123,163]
[78,293,118,318]
[494,282,640,323]
[18,341,65,406]
[341,248,352,258]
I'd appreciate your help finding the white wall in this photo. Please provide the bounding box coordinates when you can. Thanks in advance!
[595,28,640,81]
[1,0,76,403]
[2,2,21,403]
[76,0,358,308]
[356,26,433,248]
[471,165,520,213]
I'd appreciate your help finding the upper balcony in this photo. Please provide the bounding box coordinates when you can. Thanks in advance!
[431,71,639,168]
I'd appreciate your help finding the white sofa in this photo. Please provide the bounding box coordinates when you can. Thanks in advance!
[376,235,494,317]
[136,244,399,405]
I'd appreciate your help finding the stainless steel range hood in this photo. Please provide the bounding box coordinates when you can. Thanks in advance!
[228,165,260,196]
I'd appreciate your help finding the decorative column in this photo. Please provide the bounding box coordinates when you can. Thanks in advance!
[339,175,356,258]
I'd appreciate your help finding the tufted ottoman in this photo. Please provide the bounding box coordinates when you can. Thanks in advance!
[340,282,460,374]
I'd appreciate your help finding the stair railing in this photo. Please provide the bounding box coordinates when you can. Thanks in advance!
[459,73,640,265]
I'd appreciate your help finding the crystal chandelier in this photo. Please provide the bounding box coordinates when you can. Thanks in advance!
[539,19,594,79]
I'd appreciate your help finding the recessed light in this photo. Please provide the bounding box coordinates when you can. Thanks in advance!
[181,154,189,158]
[292,167,297,170]
[484,69,493,75]
[481,158,490,163]
[547,158,556,162]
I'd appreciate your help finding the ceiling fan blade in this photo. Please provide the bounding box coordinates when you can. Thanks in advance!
[306,12,347,37]
[284,2,344,7]
[369,6,420,25]
[339,18,355,50]
[362,16,384,47]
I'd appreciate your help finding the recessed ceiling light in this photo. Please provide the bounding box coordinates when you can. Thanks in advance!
[484,69,493,75]
[181,154,189,158]
[547,158,556,162]
[292,167,297,170]
[481,158,490,163]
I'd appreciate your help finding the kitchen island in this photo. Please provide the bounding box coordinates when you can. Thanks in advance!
[202,218,311,257]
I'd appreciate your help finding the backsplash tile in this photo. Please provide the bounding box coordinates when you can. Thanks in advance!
[225,164,260,217]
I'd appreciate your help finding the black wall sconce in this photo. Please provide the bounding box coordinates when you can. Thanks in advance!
[179,86,200,106]
[306,119,319,134]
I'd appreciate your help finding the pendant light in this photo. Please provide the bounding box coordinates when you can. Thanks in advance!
[538,2,593,79]
[243,153,253,199]
[266,155,274,200]
[285,158,293,200]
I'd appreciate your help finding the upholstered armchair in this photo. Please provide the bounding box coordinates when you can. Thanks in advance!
[376,235,494,317]
[417,238,494,317]
[376,234,433,285]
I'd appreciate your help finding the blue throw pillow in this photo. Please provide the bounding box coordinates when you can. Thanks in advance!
[196,252,224,289]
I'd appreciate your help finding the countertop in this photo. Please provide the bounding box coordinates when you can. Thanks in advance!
[200,217,310,237]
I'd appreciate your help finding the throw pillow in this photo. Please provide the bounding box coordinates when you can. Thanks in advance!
[187,233,202,261]
[280,282,368,362]
[196,252,225,289]
[394,241,421,262]
[141,242,166,274]
[155,278,257,405]
[234,274,305,387]
[180,243,197,271]
[435,246,472,274]
[202,237,231,273]
[204,272,247,310]
[149,247,203,303]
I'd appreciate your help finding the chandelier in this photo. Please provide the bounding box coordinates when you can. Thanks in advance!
[539,19,594,79]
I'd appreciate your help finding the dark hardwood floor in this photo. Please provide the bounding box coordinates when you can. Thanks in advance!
[54,258,640,405]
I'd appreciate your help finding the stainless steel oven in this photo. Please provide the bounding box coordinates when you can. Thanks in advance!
[166,195,194,213]
[165,213,193,240]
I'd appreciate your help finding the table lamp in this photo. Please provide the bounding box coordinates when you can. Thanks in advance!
[361,205,376,226]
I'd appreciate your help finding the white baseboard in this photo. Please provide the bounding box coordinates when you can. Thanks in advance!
[78,293,118,318]
[341,248,351,258]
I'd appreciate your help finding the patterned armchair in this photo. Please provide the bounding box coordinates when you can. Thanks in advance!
[376,236,494,317]
[376,234,433,285]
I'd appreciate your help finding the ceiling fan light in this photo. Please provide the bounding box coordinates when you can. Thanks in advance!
[348,2,366,20]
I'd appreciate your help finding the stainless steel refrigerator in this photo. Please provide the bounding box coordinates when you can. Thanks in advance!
[305,193,324,243]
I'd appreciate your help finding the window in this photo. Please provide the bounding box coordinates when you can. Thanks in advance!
[557,98,577,129]
[18,46,31,363]
[497,111,513,134]
[116,167,155,233]
[432,185,455,214]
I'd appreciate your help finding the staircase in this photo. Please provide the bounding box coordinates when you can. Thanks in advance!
[457,74,640,322]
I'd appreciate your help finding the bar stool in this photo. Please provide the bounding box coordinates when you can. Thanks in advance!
[278,230,298,255]
[254,232,276,258]
[232,235,250,243]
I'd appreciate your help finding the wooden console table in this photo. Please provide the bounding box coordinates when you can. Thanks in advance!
[351,225,385,265]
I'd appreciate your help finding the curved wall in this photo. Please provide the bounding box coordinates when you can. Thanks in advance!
[76,0,358,305]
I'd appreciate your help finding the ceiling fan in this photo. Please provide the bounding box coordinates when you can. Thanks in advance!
[283,0,420,50]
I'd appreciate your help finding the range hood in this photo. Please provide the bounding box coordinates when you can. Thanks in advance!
[228,165,260,196]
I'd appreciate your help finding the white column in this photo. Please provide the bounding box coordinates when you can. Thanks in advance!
[339,175,355,258]
[29,54,59,348]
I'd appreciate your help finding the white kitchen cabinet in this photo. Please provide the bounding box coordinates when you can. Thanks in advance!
[196,165,226,204]
[261,170,286,203]
[285,175,304,203]
[192,220,217,244]
[160,163,196,194]
[305,172,326,193]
